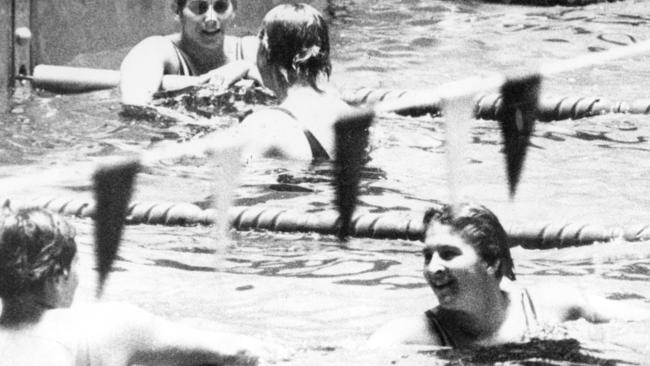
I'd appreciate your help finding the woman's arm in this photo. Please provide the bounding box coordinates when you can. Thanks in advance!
[532,284,650,323]
[88,303,274,366]
[203,61,263,91]
[120,36,202,105]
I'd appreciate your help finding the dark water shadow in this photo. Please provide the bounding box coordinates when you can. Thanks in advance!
[424,338,629,366]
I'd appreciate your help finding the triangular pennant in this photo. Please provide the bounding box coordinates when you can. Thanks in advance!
[92,158,140,298]
[498,74,541,198]
[333,108,374,241]
[442,95,476,204]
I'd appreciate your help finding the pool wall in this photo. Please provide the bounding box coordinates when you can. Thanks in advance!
[1,1,12,111]
[1,0,330,109]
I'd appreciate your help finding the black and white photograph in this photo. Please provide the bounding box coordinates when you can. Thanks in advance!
[1,0,650,365]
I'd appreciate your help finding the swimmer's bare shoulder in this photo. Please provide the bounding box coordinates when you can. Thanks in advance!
[366,314,441,348]
[239,109,314,160]
[120,35,182,105]
[122,35,180,71]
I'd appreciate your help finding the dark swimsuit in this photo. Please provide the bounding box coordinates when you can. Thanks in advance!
[425,289,538,347]
[266,107,331,161]
[171,37,245,76]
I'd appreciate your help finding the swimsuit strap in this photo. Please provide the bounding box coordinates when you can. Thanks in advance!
[267,107,331,160]
[171,41,195,76]
[424,309,456,347]
[520,288,539,331]
[235,36,244,61]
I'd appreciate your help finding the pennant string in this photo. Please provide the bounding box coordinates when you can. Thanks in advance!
[442,95,475,204]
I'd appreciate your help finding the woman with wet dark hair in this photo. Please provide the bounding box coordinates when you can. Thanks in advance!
[236,3,354,161]
[0,208,78,311]
[368,202,650,348]
[0,208,276,366]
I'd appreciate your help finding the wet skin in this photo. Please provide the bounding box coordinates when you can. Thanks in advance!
[179,0,235,50]
[57,254,79,308]
[422,224,495,310]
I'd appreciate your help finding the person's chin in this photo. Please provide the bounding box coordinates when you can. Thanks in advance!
[198,32,223,45]
[433,284,458,307]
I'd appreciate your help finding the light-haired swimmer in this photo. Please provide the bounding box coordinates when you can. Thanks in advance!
[120,0,262,106]
[0,208,274,366]
[368,202,650,348]
[234,3,354,161]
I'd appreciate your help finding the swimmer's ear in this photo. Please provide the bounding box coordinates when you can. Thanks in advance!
[171,2,181,19]
[486,259,501,279]
[1,199,12,215]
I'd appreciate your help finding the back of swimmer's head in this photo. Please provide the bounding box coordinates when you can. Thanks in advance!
[258,3,331,88]
[423,202,515,281]
[0,208,77,299]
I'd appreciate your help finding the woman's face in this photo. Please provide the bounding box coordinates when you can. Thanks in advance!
[422,224,493,309]
[179,0,234,49]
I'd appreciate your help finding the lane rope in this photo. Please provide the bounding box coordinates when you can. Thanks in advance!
[3,196,649,249]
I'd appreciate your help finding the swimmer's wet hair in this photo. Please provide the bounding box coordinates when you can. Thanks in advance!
[0,208,77,298]
[423,202,516,281]
[175,0,237,12]
[258,3,331,90]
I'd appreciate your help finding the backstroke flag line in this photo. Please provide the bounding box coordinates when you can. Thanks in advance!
[442,94,476,204]
[498,74,541,198]
[92,158,141,298]
[206,136,245,258]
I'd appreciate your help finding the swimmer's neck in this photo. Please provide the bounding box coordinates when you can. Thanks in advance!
[284,82,333,101]
[177,34,228,74]
[439,289,510,344]
[0,295,56,327]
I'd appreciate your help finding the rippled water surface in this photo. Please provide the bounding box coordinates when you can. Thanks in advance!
[3,0,650,365]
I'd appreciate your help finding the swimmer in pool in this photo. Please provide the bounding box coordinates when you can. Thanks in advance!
[120,0,262,106]
[367,202,650,348]
[0,208,276,366]
[234,3,355,161]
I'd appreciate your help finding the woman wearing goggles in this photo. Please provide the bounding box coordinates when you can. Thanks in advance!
[120,0,262,106]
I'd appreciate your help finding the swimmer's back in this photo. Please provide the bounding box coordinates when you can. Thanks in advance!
[239,86,352,161]
[0,302,157,366]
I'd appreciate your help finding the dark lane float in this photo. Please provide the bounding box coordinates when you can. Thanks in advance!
[344,87,650,121]
[3,196,650,250]
[482,0,624,6]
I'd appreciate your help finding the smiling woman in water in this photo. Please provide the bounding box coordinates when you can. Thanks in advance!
[120,0,262,106]
[368,202,650,348]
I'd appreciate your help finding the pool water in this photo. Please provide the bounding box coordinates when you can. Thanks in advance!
[3,0,650,364]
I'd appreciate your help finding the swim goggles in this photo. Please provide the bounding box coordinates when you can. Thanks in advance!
[187,0,230,15]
